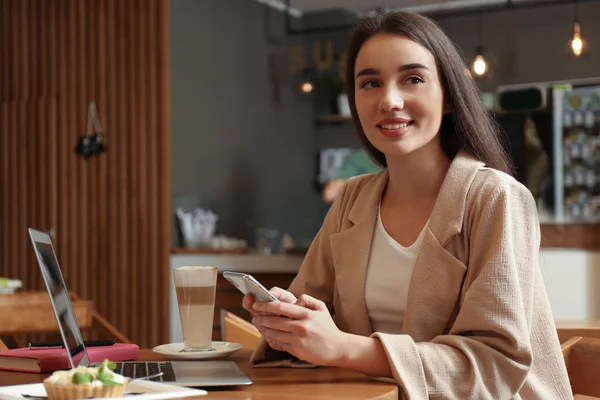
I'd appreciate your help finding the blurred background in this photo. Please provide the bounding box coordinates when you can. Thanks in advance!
[0,0,599,349]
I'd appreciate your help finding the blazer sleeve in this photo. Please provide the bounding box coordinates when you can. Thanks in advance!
[372,183,539,399]
[250,180,349,366]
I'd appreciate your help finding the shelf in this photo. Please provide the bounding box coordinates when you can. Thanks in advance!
[316,115,352,124]
[171,246,249,255]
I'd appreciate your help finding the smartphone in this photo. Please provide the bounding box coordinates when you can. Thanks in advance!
[222,271,280,303]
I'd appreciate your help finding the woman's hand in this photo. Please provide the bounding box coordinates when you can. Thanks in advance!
[251,294,349,367]
[242,286,297,317]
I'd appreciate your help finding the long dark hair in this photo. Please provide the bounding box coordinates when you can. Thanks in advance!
[345,11,513,175]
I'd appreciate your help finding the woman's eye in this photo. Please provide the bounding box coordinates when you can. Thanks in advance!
[360,80,379,89]
[406,76,424,85]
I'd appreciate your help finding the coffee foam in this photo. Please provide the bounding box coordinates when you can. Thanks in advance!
[173,266,217,287]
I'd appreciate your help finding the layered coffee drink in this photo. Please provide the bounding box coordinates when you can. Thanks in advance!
[173,266,218,351]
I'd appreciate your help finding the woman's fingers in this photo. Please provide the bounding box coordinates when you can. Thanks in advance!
[254,315,300,333]
[295,294,327,311]
[269,286,297,303]
[242,294,260,317]
[262,326,294,345]
[242,293,254,309]
[253,300,310,319]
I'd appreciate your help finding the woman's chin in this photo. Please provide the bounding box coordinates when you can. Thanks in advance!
[373,142,416,159]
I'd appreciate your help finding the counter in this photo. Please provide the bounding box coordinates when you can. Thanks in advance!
[170,252,304,274]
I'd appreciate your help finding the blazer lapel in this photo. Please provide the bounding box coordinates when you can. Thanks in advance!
[402,152,485,340]
[329,171,389,337]
[402,231,468,339]
[329,218,375,336]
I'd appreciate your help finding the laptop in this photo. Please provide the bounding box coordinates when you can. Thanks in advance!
[28,228,252,387]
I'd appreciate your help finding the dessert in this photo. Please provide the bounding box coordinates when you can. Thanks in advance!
[43,359,127,400]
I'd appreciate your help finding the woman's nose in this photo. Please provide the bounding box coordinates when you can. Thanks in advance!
[379,87,404,112]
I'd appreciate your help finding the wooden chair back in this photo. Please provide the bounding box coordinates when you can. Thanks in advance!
[0,291,93,335]
[562,337,600,398]
[220,309,261,350]
[0,291,130,348]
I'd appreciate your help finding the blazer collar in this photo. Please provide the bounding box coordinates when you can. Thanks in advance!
[347,151,485,246]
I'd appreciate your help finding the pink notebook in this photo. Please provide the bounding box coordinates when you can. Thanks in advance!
[0,343,139,373]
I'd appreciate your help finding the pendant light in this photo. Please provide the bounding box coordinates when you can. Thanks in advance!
[570,0,586,56]
[471,13,488,77]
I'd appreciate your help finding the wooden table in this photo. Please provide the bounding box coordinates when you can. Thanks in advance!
[0,349,399,399]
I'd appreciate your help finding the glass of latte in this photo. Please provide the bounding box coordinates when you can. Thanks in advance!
[173,266,218,352]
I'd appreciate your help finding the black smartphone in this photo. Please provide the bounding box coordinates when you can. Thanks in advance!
[29,339,115,350]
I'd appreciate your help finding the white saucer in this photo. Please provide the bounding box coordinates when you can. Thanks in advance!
[152,341,243,360]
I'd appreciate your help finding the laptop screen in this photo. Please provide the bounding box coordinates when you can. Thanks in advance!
[28,228,90,368]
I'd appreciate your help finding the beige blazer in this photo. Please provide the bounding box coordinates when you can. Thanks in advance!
[251,152,572,399]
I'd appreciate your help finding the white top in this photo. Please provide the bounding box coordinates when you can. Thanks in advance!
[365,204,427,334]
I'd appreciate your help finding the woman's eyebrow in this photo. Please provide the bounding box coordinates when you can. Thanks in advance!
[355,63,431,79]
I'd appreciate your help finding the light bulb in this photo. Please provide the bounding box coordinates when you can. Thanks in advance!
[301,82,313,93]
[571,23,584,56]
[572,37,583,56]
[472,55,487,76]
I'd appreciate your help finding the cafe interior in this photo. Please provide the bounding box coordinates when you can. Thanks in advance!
[1,0,600,398]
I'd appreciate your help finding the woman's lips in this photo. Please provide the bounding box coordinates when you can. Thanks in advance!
[376,121,414,138]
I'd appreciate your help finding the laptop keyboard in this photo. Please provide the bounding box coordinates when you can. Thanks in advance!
[115,362,176,382]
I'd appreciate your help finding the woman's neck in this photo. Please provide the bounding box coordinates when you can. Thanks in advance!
[384,142,452,207]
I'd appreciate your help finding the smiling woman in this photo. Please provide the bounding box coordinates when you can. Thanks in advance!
[244,10,573,400]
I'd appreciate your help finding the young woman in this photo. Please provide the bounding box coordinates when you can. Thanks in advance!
[244,11,572,399]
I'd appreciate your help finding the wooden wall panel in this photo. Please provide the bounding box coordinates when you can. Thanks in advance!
[0,0,170,349]
[0,100,57,294]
